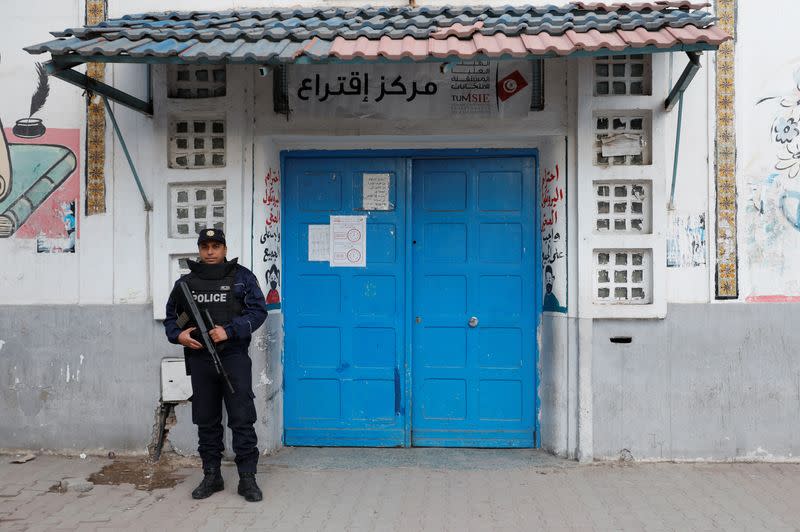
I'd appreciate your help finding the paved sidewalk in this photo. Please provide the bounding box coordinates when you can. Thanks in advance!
[1,448,799,531]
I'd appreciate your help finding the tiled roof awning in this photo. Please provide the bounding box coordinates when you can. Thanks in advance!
[26,2,729,64]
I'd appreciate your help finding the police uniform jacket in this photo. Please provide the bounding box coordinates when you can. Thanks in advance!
[164,258,268,353]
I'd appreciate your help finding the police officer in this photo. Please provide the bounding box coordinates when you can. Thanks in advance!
[163,228,268,502]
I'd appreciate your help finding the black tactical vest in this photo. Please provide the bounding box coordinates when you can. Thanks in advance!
[183,258,243,326]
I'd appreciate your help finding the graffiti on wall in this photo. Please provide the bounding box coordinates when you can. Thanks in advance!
[0,63,79,253]
[745,66,800,301]
[541,162,567,313]
[259,168,281,310]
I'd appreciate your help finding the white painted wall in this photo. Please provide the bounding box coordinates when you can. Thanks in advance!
[737,0,800,302]
[576,54,669,318]
[10,0,787,319]
[149,63,251,318]
[665,52,713,304]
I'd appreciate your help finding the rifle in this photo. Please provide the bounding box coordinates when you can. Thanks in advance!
[176,281,235,394]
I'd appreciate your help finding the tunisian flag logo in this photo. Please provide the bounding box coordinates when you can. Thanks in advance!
[497,70,528,102]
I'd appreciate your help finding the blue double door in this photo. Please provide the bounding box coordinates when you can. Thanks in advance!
[283,154,538,447]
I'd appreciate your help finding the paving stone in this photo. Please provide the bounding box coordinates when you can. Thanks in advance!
[0,486,23,498]
[1,450,800,530]
[59,477,94,493]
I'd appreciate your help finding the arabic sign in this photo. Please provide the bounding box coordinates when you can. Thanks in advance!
[363,173,391,211]
[540,138,567,314]
[288,61,532,119]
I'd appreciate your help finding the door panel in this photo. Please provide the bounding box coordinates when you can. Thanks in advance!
[283,157,407,446]
[284,154,539,448]
[411,157,538,447]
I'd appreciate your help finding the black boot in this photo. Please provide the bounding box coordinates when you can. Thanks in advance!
[191,468,224,499]
[237,472,262,502]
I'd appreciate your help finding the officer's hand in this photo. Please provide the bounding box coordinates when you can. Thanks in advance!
[209,326,228,343]
[178,328,203,350]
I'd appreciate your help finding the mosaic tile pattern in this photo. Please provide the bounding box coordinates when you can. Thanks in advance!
[85,0,106,215]
[715,0,737,298]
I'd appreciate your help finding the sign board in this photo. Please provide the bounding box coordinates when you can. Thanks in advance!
[363,173,391,211]
[288,61,532,119]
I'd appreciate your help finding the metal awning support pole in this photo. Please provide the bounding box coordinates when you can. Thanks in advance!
[103,96,152,211]
[45,61,154,116]
[665,51,701,111]
[668,93,684,210]
[665,51,701,209]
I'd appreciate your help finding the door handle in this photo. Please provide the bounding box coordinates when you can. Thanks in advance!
[468,316,479,328]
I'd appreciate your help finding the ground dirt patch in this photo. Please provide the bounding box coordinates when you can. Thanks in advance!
[87,454,194,491]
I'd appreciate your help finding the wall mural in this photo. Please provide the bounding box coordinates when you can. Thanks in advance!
[259,167,281,311]
[745,66,800,301]
[0,63,79,253]
[540,140,567,314]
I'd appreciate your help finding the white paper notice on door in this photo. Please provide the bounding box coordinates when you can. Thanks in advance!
[330,215,366,267]
[363,173,390,211]
[308,224,330,262]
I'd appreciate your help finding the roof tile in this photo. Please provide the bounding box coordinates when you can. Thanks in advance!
[429,35,476,58]
[667,24,729,44]
[180,38,245,59]
[617,27,677,47]
[230,39,291,62]
[25,3,729,63]
[431,21,484,39]
[128,38,198,58]
[566,28,629,51]
[520,32,575,55]
[473,33,529,57]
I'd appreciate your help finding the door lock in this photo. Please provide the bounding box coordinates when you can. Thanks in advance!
[468,316,479,328]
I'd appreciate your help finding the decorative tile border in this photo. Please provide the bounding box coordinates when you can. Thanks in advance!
[85,0,106,215]
[715,0,737,298]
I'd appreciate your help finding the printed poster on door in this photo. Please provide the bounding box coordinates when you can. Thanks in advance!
[288,61,532,119]
[330,215,366,267]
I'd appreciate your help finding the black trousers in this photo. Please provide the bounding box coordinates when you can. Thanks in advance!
[187,348,259,473]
